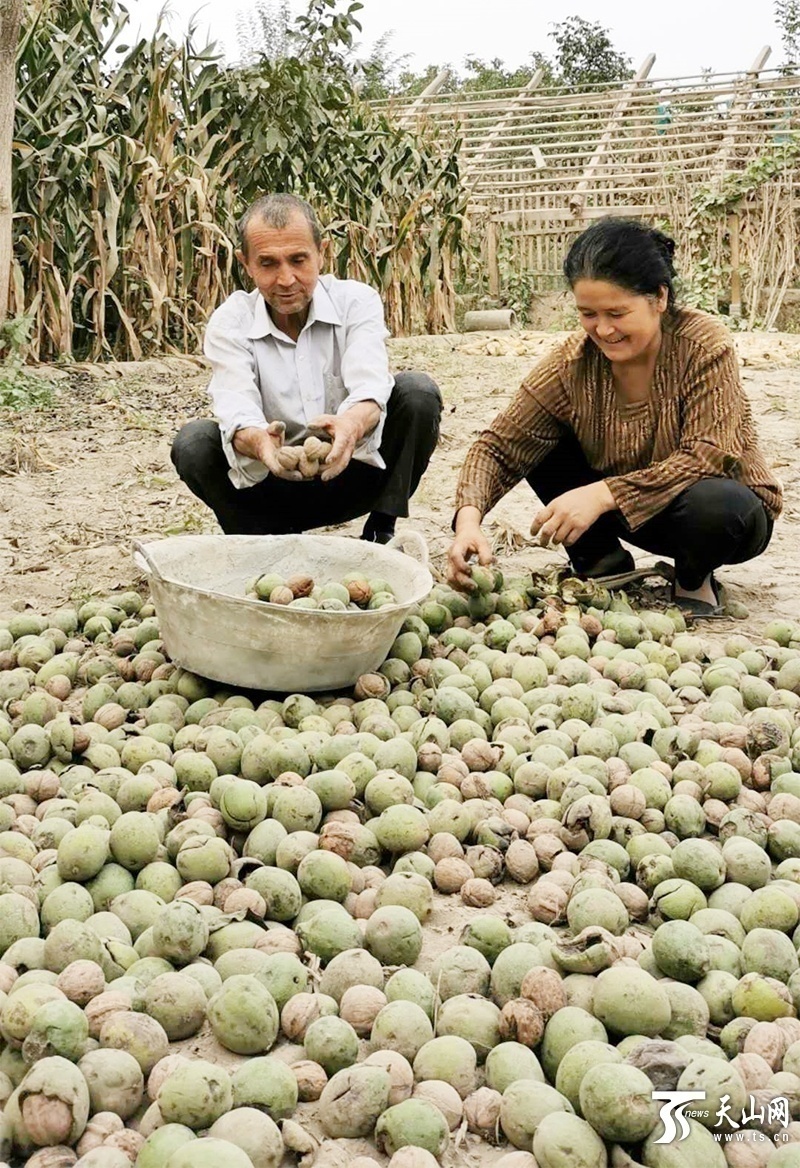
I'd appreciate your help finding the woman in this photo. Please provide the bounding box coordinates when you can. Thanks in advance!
[448,218,782,616]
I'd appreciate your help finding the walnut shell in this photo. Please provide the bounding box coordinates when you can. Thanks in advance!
[609,784,647,819]
[104,1129,145,1160]
[460,740,501,772]
[56,960,105,1007]
[224,887,267,917]
[353,889,379,919]
[298,452,319,479]
[730,1052,775,1091]
[293,1059,328,1101]
[503,809,530,835]
[464,1087,503,1141]
[742,1021,786,1071]
[347,580,372,607]
[276,446,302,470]
[282,993,327,1042]
[76,1112,125,1155]
[175,880,214,906]
[147,787,184,814]
[303,436,328,460]
[287,574,315,599]
[363,1050,414,1106]
[340,985,388,1035]
[84,990,131,1039]
[412,1080,463,1130]
[254,925,302,957]
[25,1150,77,1168]
[531,832,566,869]
[461,877,497,907]
[527,880,568,924]
[520,966,567,1020]
[94,703,127,731]
[354,673,391,701]
[25,771,62,802]
[388,1151,439,1168]
[614,882,650,922]
[22,1097,74,1146]
[505,839,539,883]
[434,857,473,893]
[499,999,544,1046]
[270,586,295,606]
[427,833,464,864]
[416,743,443,773]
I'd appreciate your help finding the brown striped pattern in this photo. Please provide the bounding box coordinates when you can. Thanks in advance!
[455,308,783,531]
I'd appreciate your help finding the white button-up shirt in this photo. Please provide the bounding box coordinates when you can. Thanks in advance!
[204,275,395,488]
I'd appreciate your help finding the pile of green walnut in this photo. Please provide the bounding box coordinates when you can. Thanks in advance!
[3,565,800,1167]
[246,573,397,611]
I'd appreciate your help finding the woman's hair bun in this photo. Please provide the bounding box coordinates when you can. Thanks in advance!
[650,228,676,268]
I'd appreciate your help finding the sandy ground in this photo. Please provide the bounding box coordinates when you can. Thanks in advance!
[1,328,800,632]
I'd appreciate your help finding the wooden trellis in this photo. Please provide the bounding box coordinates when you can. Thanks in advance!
[377,49,800,323]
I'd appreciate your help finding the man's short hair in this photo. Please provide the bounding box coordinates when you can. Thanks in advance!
[238,194,323,255]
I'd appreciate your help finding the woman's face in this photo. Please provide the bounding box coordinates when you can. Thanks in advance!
[572,279,668,363]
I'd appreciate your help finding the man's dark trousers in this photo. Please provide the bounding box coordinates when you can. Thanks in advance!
[170,372,442,535]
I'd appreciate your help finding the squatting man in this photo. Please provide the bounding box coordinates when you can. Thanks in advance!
[171,193,442,545]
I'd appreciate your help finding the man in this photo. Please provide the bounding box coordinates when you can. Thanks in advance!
[171,193,442,544]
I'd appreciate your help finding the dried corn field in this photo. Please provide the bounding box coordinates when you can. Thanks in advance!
[8,0,468,362]
[380,53,800,327]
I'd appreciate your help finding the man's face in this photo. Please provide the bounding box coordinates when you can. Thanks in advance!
[238,214,323,321]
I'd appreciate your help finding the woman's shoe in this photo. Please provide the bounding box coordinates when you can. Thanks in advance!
[672,575,726,620]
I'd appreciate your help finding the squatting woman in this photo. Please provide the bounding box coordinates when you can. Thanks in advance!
[448,218,782,616]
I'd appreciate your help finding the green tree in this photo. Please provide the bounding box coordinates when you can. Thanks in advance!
[458,53,552,93]
[550,15,633,87]
[775,0,800,66]
[236,0,295,64]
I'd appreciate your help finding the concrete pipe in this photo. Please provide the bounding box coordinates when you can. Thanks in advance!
[463,309,517,332]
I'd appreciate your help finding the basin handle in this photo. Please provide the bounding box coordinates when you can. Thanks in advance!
[132,539,165,585]
[387,530,429,566]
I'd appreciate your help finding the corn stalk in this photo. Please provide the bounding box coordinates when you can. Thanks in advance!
[0,0,22,327]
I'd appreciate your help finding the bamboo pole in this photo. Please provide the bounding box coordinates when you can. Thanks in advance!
[467,68,547,173]
[713,46,772,178]
[397,69,451,128]
[486,216,500,298]
[569,55,656,217]
[728,212,742,319]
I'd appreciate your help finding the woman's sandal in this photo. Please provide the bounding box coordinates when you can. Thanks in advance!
[672,575,727,620]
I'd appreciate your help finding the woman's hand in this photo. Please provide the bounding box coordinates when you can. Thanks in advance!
[448,507,493,591]
[531,481,616,547]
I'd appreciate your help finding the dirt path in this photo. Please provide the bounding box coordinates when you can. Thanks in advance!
[1,330,799,630]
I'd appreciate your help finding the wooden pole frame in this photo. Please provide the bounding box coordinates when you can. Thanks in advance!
[468,68,547,174]
[397,69,451,128]
[568,54,656,217]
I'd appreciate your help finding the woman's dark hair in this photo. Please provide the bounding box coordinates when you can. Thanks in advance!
[563,218,678,311]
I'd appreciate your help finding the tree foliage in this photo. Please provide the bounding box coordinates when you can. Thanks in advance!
[549,16,632,88]
[776,0,800,66]
[338,13,631,98]
[234,5,632,96]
